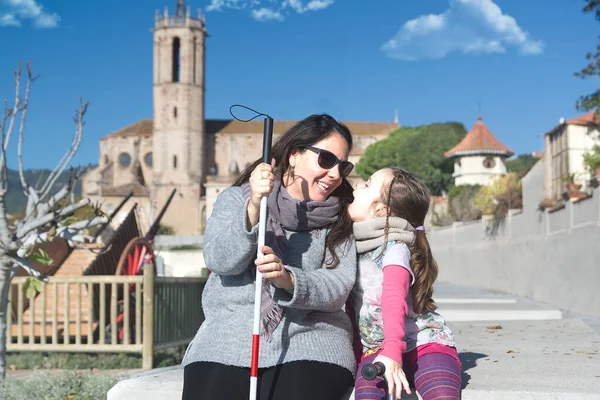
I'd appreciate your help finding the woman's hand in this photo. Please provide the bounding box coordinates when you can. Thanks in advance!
[247,159,276,227]
[255,245,294,290]
[373,354,411,398]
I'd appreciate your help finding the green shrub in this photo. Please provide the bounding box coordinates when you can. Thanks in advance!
[447,184,482,221]
[6,352,142,370]
[6,346,186,370]
[2,370,124,400]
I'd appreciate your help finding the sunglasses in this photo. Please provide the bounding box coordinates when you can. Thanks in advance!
[302,146,354,177]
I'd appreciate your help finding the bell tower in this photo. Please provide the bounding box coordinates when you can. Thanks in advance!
[152,1,207,234]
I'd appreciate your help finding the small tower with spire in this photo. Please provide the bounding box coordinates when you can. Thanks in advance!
[445,116,514,186]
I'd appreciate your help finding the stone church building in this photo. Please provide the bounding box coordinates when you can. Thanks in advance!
[82,0,399,235]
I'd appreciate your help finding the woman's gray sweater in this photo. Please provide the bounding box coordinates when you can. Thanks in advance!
[182,186,357,374]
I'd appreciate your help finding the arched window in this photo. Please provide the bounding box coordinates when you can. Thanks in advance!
[119,152,131,167]
[173,155,178,169]
[483,157,496,169]
[144,152,153,167]
[173,107,178,118]
[172,37,181,82]
[193,37,197,84]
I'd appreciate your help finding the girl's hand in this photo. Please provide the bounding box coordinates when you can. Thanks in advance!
[373,354,411,398]
[247,159,276,227]
[255,245,294,290]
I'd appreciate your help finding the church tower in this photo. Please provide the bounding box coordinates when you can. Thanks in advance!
[152,0,206,234]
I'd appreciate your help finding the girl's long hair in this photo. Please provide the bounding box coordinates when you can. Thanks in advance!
[382,168,438,314]
[233,114,354,268]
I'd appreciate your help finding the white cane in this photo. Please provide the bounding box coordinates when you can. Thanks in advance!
[249,115,273,400]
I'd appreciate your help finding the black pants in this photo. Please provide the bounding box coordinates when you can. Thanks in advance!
[182,360,353,400]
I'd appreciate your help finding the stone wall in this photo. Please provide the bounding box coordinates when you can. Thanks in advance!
[428,161,600,317]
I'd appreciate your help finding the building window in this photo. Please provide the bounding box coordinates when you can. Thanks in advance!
[119,152,131,167]
[103,154,109,164]
[172,37,181,82]
[483,157,496,169]
[173,107,178,118]
[144,152,153,167]
[173,155,178,169]
[193,37,197,84]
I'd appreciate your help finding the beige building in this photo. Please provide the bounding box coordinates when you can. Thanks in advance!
[543,111,600,201]
[445,117,514,186]
[82,0,399,235]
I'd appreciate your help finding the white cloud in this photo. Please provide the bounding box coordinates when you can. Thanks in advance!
[205,0,335,21]
[0,13,20,26]
[382,0,544,61]
[252,8,284,21]
[0,0,60,28]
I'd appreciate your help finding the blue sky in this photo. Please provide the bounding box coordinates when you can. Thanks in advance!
[0,0,598,169]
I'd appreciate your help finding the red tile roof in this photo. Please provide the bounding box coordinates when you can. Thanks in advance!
[544,110,600,136]
[102,119,399,140]
[102,120,153,140]
[566,110,600,126]
[444,117,514,158]
[88,182,149,197]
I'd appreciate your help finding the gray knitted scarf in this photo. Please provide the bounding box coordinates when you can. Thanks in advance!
[353,217,416,254]
[242,179,340,340]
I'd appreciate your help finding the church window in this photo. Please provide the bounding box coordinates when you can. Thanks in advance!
[483,157,496,169]
[172,37,181,82]
[193,37,197,84]
[144,152,153,167]
[119,152,131,167]
[173,155,178,169]
[173,107,178,118]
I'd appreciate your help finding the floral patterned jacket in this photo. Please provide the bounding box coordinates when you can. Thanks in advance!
[350,241,455,353]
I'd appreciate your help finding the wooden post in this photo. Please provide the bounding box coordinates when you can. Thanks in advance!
[142,263,155,369]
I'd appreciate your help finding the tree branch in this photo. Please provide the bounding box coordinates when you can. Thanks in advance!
[15,199,91,240]
[16,62,37,191]
[39,99,88,200]
[8,255,47,282]
[0,198,12,246]
[2,61,22,155]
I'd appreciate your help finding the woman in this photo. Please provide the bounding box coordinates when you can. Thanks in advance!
[182,114,357,400]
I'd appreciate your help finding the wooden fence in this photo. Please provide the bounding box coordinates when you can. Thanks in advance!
[6,264,205,369]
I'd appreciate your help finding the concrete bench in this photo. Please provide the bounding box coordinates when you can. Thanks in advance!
[108,319,600,400]
[107,365,422,399]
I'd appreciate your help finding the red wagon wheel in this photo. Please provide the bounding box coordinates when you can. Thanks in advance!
[115,237,156,276]
[108,237,156,344]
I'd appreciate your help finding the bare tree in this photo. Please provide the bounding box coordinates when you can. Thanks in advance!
[0,61,107,385]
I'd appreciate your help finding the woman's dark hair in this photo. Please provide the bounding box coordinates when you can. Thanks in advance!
[382,168,438,314]
[233,114,354,268]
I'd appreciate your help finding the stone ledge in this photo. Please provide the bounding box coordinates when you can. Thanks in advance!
[108,319,600,400]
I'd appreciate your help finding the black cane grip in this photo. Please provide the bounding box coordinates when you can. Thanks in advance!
[262,116,273,163]
[361,361,386,380]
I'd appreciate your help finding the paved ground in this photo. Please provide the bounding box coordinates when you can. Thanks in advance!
[8,282,600,399]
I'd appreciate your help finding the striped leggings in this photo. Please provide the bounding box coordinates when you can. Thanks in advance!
[355,352,462,400]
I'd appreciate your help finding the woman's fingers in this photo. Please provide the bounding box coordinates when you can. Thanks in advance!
[256,246,283,275]
[255,247,280,266]
[249,162,275,205]
[257,261,282,273]
[260,245,274,255]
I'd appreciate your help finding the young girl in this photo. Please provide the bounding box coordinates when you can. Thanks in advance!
[348,168,462,400]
